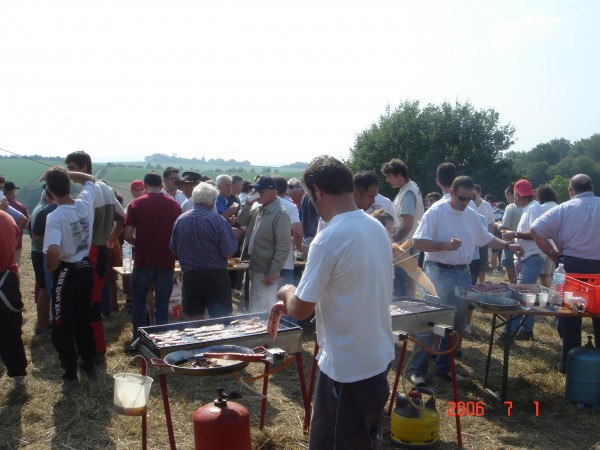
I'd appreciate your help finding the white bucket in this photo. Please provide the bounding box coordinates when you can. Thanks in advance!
[113,373,153,416]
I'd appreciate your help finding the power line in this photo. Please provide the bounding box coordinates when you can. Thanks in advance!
[0,147,129,193]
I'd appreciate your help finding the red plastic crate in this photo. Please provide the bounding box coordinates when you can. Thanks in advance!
[565,274,600,314]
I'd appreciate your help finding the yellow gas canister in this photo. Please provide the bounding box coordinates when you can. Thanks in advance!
[391,387,440,448]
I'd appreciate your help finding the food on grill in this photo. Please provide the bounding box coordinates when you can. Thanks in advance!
[175,356,221,368]
[511,286,534,294]
[147,317,271,347]
[470,282,509,293]
[268,302,287,341]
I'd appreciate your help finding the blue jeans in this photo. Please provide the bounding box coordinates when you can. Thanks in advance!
[409,263,471,375]
[503,254,545,335]
[131,267,174,337]
[557,256,600,367]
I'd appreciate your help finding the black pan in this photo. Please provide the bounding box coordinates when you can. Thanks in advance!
[151,344,258,376]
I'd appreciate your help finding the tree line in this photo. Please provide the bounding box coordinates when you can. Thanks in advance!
[347,100,599,203]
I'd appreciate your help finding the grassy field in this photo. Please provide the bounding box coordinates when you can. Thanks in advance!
[1,241,600,449]
[0,158,303,211]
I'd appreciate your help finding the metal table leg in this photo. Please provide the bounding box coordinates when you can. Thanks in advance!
[293,352,310,435]
[140,358,148,450]
[387,340,408,416]
[447,333,463,449]
[304,340,319,434]
[259,361,270,430]
[158,374,177,450]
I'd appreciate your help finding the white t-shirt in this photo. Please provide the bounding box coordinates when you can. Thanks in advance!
[515,200,544,261]
[295,209,395,383]
[475,199,495,227]
[414,199,494,265]
[44,181,95,263]
[366,193,400,231]
[280,196,300,270]
[181,197,193,213]
[161,188,187,205]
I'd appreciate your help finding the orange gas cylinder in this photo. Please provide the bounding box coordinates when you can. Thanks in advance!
[193,388,251,450]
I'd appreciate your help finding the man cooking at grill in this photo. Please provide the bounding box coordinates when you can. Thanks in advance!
[408,176,524,386]
[277,155,395,450]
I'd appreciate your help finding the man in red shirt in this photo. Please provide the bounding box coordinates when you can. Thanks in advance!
[124,173,182,341]
[0,210,28,388]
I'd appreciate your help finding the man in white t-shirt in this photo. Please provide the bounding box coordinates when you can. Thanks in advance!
[161,167,187,205]
[497,179,545,343]
[473,184,495,283]
[273,176,304,287]
[277,156,394,449]
[43,167,98,395]
[381,158,425,297]
[408,176,523,386]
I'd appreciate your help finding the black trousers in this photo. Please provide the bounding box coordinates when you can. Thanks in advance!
[309,368,390,450]
[0,270,27,378]
[182,268,232,318]
[50,259,96,380]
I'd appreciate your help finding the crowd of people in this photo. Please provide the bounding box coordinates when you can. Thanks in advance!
[1,154,599,448]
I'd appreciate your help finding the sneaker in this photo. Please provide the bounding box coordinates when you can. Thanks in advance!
[34,326,52,336]
[440,371,465,382]
[231,289,242,298]
[464,324,473,335]
[514,330,534,341]
[61,378,81,395]
[409,373,426,386]
[13,376,27,388]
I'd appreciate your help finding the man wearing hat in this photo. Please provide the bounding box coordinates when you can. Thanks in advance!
[177,172,202,213]
[238,176,291,312]
[4,181,29,265]
[497,178,545,343]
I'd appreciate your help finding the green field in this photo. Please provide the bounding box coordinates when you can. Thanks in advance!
[0,158,304,213]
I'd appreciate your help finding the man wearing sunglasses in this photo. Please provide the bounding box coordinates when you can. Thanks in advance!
[407,175,523,386]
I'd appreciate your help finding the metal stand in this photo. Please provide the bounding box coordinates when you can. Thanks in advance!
[483,313,526,402]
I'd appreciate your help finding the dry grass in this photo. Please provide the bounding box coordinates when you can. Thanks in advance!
[2,241,600,449]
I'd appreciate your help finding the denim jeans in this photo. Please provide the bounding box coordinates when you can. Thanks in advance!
[503,254,545,335]
[557,256,600,367]
[409,263,471,375]
[131,267,174,337]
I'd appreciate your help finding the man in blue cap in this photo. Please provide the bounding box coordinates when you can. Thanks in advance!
[238,176,291,312]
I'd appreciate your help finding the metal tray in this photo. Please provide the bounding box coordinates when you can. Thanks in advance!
[152,345,255,376]
[138,312,303,358]
[473,295,520,312]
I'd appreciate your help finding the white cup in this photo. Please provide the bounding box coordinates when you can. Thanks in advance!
[524,293,536,307]
[563,292,574,304]
[538,292,549,307]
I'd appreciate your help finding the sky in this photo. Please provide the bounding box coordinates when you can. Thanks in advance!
[1,1,599,166]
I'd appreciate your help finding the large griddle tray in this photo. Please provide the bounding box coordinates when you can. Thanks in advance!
[138,312,303,357]
[390,296,456,335]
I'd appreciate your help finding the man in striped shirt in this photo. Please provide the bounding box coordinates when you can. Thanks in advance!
[170,182,239,319]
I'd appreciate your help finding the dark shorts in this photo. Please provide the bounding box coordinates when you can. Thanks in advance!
[31,251,47,288]
[309,368,390,450]
[478,247,489,270]
[501,249,515,268]
[182,268,232,318]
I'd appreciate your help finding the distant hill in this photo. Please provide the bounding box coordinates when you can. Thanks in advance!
[0,157,304,212]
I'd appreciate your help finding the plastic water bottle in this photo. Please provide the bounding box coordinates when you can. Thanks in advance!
[553,263,566,299]
[122,242,133,273]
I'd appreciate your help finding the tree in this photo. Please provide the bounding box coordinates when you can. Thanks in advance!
[348,100,516,199]
[548,175,570,203]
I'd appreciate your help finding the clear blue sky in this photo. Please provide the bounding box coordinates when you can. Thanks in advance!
[1,1,598,165]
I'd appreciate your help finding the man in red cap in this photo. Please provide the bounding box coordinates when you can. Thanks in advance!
[498,178,545,343]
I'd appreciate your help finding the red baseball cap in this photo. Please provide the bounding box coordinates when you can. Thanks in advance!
[514,179,534,197]
[130,180,144,192]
